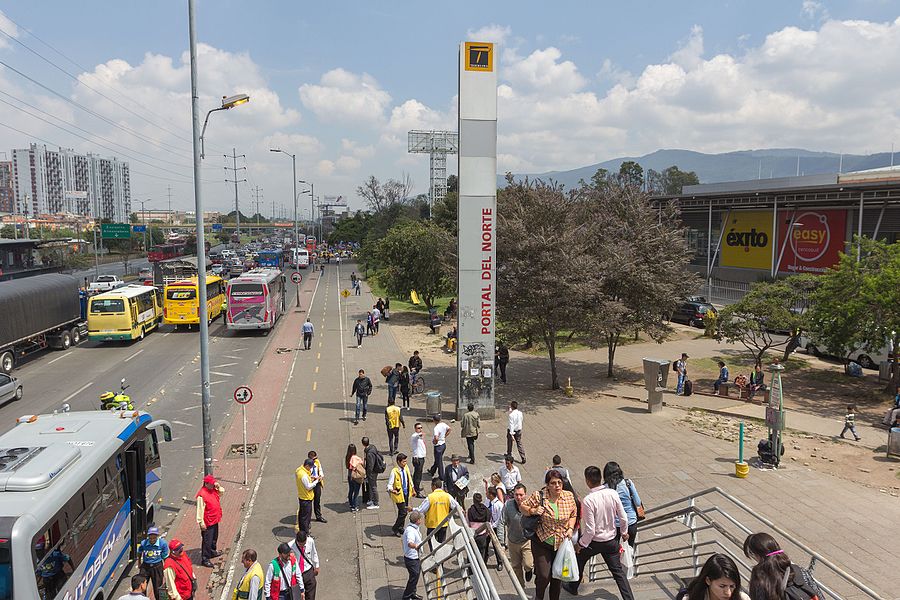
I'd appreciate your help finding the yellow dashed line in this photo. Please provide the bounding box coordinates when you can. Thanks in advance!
[312,381,318,391]
[315,365,319,373]
[306,428,312,442]
[317,352,321,360]
[310,403,315,413]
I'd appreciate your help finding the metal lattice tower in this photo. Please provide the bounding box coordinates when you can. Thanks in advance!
[408,130,459,212]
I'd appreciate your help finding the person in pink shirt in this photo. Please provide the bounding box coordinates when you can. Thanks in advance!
[562,466,634,600]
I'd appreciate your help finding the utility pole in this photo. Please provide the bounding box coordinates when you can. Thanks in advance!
[167,186,173,224]
[253,186,263,237]
[225,148,246,242]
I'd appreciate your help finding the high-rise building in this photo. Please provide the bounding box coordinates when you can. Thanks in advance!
[0,161,13,213]
[10,144,131,221]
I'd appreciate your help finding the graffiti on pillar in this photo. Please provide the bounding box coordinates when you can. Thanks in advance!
[459,342,493,403]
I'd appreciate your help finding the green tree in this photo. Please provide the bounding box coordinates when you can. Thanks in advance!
[447,174,459,193]
[432,190,458,235]
[576,184,698,377]
[371,220,455,309]
[661,165,700,194]
[617,161,644,188]
[717,276,816,367]
[497,178,595,389]
[328,212,371,245]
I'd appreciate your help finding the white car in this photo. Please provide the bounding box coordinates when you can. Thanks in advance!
[0,372,23,404]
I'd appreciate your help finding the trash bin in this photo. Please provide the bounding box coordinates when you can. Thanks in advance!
[642,358,671,413]
[425,391,442,418]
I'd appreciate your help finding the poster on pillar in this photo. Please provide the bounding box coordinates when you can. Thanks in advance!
[720,210,774,270]
[776,209,847,274]
[457,41,497,419]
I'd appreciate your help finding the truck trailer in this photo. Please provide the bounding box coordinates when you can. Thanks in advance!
[0,274,87,373]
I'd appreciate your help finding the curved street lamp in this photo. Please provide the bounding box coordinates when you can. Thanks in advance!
[200,93,250,159]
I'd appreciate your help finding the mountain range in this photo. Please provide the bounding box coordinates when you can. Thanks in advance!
[500,149,899,190]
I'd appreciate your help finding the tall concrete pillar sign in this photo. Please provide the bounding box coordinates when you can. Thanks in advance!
[457,41,497,419]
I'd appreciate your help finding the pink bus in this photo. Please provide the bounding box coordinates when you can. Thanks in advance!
[225,268,285,332]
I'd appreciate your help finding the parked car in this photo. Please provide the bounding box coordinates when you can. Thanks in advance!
[0,372,23,404]
[671,301,718,328]
[800,334,895,370]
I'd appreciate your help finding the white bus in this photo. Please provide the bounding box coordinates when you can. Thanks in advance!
[0,410,172,600]
[225,268,286,332]
[291,248,310,269]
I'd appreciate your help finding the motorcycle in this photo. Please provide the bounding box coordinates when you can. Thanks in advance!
[99,378,133,410]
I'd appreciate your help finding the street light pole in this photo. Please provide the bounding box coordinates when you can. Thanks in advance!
[136,199,152,253]
[269,149,298,250]
[299,180,314,240]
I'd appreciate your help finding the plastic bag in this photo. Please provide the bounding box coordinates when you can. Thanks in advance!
[621,542,635,579]
[551,538,580,582]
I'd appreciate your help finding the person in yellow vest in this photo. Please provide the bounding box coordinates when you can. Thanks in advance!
[307,450,327,524]
[385,398,406,455]
[387,453,414,536]
[295,459,318,536]
[232,549,264,600]
[415,477,459,545]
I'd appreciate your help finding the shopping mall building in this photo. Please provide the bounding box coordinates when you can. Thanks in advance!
[654,166,900,303]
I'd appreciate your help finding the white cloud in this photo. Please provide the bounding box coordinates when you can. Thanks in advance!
[504,47,586,95]
[802,1,829,21]
[466,24,511,45]
[298,68,391,124]
[0,11,19,50]
[341,138,375,158]
[669,25,705,70]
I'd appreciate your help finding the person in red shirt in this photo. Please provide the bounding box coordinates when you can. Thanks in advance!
[196,475,225,567]
[163,539,196,600]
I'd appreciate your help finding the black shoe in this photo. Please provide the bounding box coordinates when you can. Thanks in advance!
[353,420,358,425]
[520,458,526,464]
[525,569,533,582]
[201,560,214,568]
[470,459,475,464]
[316,517,328,523]
[562,582,578,595]
[213,550,224,557]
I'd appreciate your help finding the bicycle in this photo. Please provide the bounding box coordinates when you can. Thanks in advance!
[411,370,426,395]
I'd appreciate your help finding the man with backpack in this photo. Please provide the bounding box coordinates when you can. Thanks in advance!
[674,353,689,395]
[362,437,384,510]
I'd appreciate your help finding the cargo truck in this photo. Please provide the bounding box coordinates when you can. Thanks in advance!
[0,274,88,373]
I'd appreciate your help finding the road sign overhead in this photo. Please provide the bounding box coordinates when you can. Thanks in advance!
[291,272,302,284]
[101,223,132,239]
[234,386,253,404]
[132,225,147,232]
[212,224,223,231]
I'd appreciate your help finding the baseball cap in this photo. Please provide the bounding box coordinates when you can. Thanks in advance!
[203,475,217,485]
[147,526,159,535]
[170,539,184,552]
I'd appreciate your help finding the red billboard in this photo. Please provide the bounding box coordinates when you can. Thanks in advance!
[776,209,847,274]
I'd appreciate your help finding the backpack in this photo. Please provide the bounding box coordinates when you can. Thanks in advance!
[783,564,822,600]
[672,360,680,372]
[370,449,386,474]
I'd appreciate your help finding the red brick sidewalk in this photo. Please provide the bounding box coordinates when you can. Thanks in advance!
[167,272,320,599]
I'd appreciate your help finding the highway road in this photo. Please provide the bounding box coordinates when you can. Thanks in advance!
[1,268,311,531]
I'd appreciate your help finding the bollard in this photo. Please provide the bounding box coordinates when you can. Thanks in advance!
[564,377,574,397]
[735,421,749,478]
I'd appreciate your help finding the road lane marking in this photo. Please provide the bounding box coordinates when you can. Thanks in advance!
[315,366,319,373]
[317,353,321,360]
[47,352,71,365]
[312,381,317,391]
[310,403,314,413]
[210,371,233,377]
[213,362,238,368]
[318,342,322,348]
[306,428,311,442]
[163,332,171,337]
[182,404,201,410]
[124,349,144,363]
[61,381,93,404]
[171,420,194,427]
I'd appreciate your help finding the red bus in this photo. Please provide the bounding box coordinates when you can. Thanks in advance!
[147,243,186,262]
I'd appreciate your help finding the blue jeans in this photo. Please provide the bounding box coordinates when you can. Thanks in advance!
[348,479,361,509]
[355,395,368,420]
[388,383,398,402]
[677,373,686,394]
[429,443,446,480]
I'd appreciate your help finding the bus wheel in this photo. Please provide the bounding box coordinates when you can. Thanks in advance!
[139,328,145,341]
[61,331,72,350]
[0,352,13,374]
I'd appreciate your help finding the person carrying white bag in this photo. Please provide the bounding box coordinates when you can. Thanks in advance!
[561,465,635,600]
[551,537,580,582]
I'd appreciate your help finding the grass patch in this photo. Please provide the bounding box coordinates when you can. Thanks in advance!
[520,333,591,355]
[366,279,454,315]
[691,353,811,375]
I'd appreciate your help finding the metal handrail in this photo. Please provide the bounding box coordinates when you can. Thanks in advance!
[632,487,884,600]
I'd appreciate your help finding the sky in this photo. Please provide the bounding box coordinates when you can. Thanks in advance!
[0,1,899,215]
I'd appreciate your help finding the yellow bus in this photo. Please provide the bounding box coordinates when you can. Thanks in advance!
[163,275,226,327]
[88,284,163,341]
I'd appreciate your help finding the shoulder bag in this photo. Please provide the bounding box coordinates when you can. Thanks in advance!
[626,479,645,521]
[520,490,544,540]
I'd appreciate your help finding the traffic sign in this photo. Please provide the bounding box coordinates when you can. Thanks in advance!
[234,386,253,404]
[291,272,303,284]
[101,223,132,239]
[341,289,351,298]
[132,225,147,233]
[212,224,223,231]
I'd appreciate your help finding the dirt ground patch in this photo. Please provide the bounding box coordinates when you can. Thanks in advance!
[386,311,456,367]
[676,409,900,493]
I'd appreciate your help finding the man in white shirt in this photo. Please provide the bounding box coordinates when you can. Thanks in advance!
[506,401,525,463]
[410,422,427,498]
[426,415,450,480]
[562,466,633,600]
[499,454,522,491]
[116,574,151,600]
[401,511,424,600]
[264,542,303,600]
[289,530,319,600]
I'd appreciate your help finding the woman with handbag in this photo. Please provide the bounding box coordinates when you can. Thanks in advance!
[346,444,366,513]
[521,470,577,600]
[163,539,197,600]
[603,462,643,549]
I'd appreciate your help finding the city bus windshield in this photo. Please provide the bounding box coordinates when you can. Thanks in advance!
[90,299,125,313]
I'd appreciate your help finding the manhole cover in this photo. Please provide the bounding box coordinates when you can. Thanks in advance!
[276,347,295,354]
[229,443,259,457]
[485,433,499,439]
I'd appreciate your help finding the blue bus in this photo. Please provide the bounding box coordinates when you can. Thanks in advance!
[256,250,283,268]
[0,410,172,600]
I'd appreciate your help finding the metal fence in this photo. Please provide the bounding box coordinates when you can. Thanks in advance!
[701,278,752,306]
[586,487,884,600]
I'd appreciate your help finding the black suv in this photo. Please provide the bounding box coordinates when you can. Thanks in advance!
[671,301,718,328]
